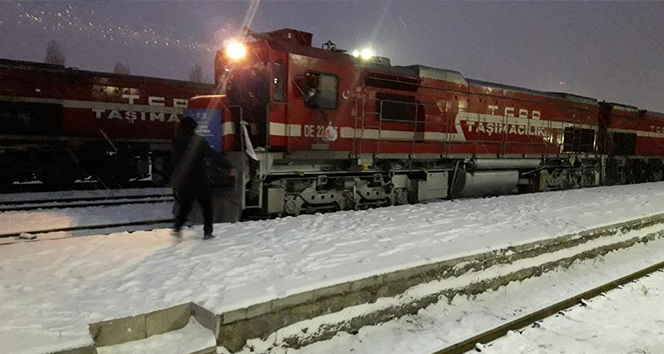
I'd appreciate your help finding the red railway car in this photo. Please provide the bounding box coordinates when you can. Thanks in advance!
[0,59,214,187]
[188,28,664,220]
[599,103,664,184]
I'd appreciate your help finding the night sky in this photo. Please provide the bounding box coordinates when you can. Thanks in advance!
[1,1,662,112]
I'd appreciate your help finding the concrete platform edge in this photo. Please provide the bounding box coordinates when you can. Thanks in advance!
[216,212,664,351]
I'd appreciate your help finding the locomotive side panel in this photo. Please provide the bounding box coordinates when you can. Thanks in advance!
[638,112,664,157]
[608,107,664,157]
[0,59,214,187]
[601,103,664,184]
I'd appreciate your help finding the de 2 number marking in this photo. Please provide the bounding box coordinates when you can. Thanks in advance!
[304,125,338,138]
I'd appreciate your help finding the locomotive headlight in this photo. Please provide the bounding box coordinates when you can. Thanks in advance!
[360,48,374,60]
[226,41,247,60]
[352,50,360,58]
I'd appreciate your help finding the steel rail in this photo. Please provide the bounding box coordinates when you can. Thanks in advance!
[0,196,174,212]
[0,219,174,239]
[1,180,158,194]
[1,193,173,206]
[431,259,664,354]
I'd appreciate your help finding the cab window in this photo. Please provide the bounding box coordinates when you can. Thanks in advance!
[563,127,595,153]
[304,72,338,109]
[273,61,284,102]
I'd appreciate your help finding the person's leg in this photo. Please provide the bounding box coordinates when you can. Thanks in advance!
[174,188,195,232]
[197,188,214,238]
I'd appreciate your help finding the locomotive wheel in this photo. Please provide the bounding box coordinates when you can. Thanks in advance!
[97,172,131,188]
[0,175,13,191]
[38,163,77,190]
[151,167,171,187]
[150,154,172,186]
[284,195,300,216]
[395,189,409,205]
[83,148,136,188]
[344,192,358,210]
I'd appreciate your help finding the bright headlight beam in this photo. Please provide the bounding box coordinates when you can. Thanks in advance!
[360,48,374,60]
[226,41,247,60]
[352,50,360,58]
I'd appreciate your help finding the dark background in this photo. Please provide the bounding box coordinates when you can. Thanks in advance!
[1,1,662,112]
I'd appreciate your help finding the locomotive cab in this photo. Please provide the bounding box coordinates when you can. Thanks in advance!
[186,28,359,220]
[217,44,271,149]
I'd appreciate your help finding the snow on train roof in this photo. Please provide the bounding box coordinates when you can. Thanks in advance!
[609,102,640,113]
[402,65,468,86]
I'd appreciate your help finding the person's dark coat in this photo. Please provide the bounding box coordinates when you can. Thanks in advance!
[171,129,214,191]
[170,117,219,237]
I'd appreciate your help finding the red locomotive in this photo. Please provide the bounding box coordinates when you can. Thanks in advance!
[187,28,664,219]
[0,59,213,188]
[2,28,662,220]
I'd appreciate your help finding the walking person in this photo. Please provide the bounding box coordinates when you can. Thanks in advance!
[170,116,217,240]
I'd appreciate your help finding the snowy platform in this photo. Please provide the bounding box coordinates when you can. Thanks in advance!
[3,182,664,354]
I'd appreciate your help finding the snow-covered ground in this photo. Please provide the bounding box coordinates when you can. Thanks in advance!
[481,263,664,354]
[98,317,215,354]
[2,182,664,354]
[274,234,664,354]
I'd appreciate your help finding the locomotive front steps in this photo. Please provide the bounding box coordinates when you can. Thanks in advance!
[48,213,664,354]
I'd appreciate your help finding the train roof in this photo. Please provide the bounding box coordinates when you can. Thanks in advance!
[608,102,640,113]
[465,78,598,105]
[602,102,664,119]
[606,101,664,118]
[361,59,599,105]
[248,28,601,107]
[648,111,664,119]
[0,58,215,89]
[401,65,468,86]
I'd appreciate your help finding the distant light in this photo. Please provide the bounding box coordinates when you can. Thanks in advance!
[226,41,247,60]
[352,50,360,58]
[360,48,374,60]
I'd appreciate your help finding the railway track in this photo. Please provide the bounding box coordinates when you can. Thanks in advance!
[0,193,174,212]
[432,259,664,354]
[0,187,175,243]
[1,180,157,193]
[0,218,174,244]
